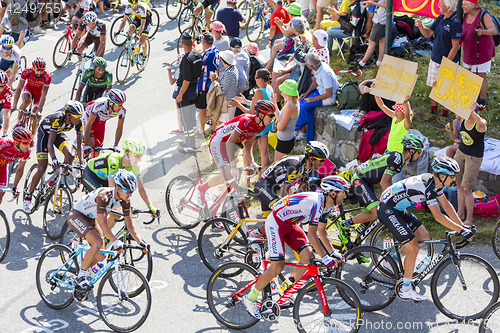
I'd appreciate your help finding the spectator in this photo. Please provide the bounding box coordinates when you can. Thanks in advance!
[274,79,299,161]
[269,0,290,54]
[461,0,496,106]
[216,0,245,40]
[246,43,266,64]
[25,0,45,34]
[176,32,202,149]
[267,17,309,71]
[321,2,350,30]
[445,114,462,158]
[167,54,184,135]
[314,0,334,31]
[210,50,238,122]
[295,53,339,142]
[326,0,366,56]
[358,79,395,122]
[455,104,487,226]
[274,3,304,39]
[312,29,329,64]
[230,38,250,97]
[211,21,230,52]
[415,0,461,128]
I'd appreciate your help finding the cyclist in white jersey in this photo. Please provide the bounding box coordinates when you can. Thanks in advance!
[0,8,30,49]
[0,36,20,87]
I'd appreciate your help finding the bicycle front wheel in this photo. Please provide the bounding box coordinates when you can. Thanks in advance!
[491,220,500,260]
[148,9,160,38]
[119,235,153,293]
[431,254,499,320]
[70,70,82,100]
[43,187,73,240]
[207,262,261,329]
[136,38,150,72]
[479,301,500,333]
[63,170,80,194]
[238,1,252,29]
[0,210,10,263]
[165,175,202,229]
[293,278,362,333]
[166,0,183,20]
[110,16,128,46]
[116,47,131,84]
[36,244,78,309]
[177,6,192,34]
[97,264,152,332]
[23,163,41,214]
[53,35,70,69]
[246,13,264,43]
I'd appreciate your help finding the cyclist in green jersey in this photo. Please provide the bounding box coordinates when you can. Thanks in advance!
[75,57,112,105]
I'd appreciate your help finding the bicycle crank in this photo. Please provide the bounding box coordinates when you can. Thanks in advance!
[260,300,280,321]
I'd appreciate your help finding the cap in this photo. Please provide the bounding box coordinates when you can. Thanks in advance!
[467,0,481,8]
[273,0,283,3]
[202,32,214,43]
[181,31,192,40]
[246,43,259,55]
[313,29,327,47]
[227,0,237,3]
[287,2,302,16]
[230,38,242,50]
[279,79,298,96]
[219,50,236,65]
[210,21,225,32]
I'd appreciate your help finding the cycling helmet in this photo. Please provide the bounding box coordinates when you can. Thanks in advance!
[108,89,126,105]
[32,57,46,70]
[432,156,460,176]
[254,100,276,115]
[305,141,329,159]
[10,8,22,16]
[321,175,351,194]
[210,21,225,32]
[0,70,8,84]
[114,169,138,194]
[402,135,424,150]
[92,57,107,69]
[1,36,15,47]
[12,127,32,143]
[123,139,146,156]
[129,0,139,5]
[64,100,84,116]
[83,11,98,24]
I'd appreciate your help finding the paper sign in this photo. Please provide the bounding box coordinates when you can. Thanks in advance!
[273,59,295,73]
[370,55,418,103]
[430,57,483,119]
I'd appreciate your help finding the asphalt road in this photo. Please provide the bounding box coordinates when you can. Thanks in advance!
[0,3,500,332]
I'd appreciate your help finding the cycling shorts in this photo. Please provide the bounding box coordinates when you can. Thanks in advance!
[82,165,108,193]
[67,208,96,238]
[0,59,14,72]
[10,30,30,47]
[209,135,229,169]
[21,84,42,107]
[131,16,151,35]
[82,86,106,104]
[84,118,106,147]
[254,177,280,215]
[0,163,7,187]
[73,5,96,20]
[377,202,422,245]
[82,34,103,55]
[36,129,70,160]
[265,214,311,261]
[199,0,220,13]
[352,176,379,211]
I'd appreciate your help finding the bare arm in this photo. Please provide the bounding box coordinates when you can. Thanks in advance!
[403,98,412,130]
[37,85,50,113]
[447,39,460,62]
[114,118,124,147]
[414,16,434,39]
[380,173,393,192]
[429,203,463,232]
[84,113,97,146]
[374,95,396,118]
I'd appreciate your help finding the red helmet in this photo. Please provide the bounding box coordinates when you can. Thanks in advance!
[254,100,276,115]
[32,57,46,70]
[12,127,32,144]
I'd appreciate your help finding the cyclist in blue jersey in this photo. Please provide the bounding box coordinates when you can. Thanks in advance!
[378,156,475,301]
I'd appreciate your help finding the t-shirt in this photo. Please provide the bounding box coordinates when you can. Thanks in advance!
[387,117,409,153]
[234,51,250,94]
[373,0,387,25]
[73,187,130,219]
[313,46,329,64]
[0,137,30,166]
[272,192,331,225]
[80,68,113,90]
[198,46,219,92]
[87,152,140,180]
[270,7,290,34]
[430,13,462,64]
[354,151,404,186]
[83,97,126,124]
[213,114,266,143]
[0,16,29,34]
[39,111,83,135]
[0,86,12,109]
[312,63,339,106]
[216,7,244,38]
[213,37,230,52]
[21,68,52,93]
[177,50,203,87]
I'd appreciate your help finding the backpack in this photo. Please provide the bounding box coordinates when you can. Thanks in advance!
[347,42,377,65]
[480,9,500,47]
[337,82,361,110]
[247,53,265,89]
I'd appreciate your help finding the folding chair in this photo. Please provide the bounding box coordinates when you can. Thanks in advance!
[337,36,360,60]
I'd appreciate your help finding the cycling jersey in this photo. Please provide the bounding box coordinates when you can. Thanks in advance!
[80,67,113,90]
[73,187,131,219]
[39,111,83,135]
[87,152,140,180]
[198,46,219,92]
[380,173,444,211]
[261,155,310,185]
[20,67,52,93]
[0,85,12,109]
[83,97,126,125]
[0,16,29,34]
[78,20,106,38]
[0,45,20,64]
[0,137,30,166]
[353,151,404,186]
[125,3,151,19]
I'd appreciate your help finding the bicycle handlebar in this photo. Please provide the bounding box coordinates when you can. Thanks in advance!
[111,208,160,225]
[70,51,95,59]
[15,109,38,116]
[0,188,17,202]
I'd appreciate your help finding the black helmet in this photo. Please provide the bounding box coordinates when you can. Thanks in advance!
[64,100,84,116]
[305,141,329,159]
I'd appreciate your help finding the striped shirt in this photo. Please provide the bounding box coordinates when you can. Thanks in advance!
[220,65,238,101]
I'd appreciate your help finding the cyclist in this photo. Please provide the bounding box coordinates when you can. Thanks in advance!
[0,8,30,49]
[193,0,220,28]
[378,156,475,301]
[0,71,13,136]
[0,127,32,204]
[82,89,126,155]
[54,0,96,32]
[196,100,276,207]
[242,176,348,319]
[336,135,424,247]
[117,0,151,62]
[0,36,20,88]
[69,169,148,300]
[82,138,159,217]
[75,57,112,105]
[71,11,106,58]
[23,101,84,213]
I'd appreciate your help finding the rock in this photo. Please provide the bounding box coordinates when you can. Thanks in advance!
[427,146,441,161]
[340,142,358,162]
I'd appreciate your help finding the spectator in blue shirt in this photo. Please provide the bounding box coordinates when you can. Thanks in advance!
[216,0,245,39]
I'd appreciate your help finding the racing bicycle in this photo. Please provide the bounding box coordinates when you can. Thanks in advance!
[52,22,75,69]
[115,34,151,83]
[246,1,273,43]
[0,189,17,264]
[69,51,95,100]
[109,8,160,43]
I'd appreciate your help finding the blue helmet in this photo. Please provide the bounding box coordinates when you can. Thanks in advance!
[114,169,137,193]
[431,156,460,175]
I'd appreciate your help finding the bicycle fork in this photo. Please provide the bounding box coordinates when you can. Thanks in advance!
[450,253,467,290]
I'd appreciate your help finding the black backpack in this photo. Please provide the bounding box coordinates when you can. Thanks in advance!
[337,82,361,110]
[247,53,265,89]
[480,9,500,47]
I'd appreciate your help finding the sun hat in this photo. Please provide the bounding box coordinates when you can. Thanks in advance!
[313,29,328,47]
[211,21,225,32]
[219,50,236,65]
[246,43,259,55]
[279,79,298,96]
[287,3,302,16]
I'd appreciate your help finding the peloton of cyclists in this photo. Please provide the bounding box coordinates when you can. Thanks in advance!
[117,0,151,64]
[0,8,30,49]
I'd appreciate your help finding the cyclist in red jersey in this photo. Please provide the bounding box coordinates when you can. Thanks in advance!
[0,127,32,203]
[0,70,13,136]
[196,100,276,207]
[12,57,51,134]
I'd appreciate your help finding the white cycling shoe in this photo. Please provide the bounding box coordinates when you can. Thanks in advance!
[23,198,32,213]
[242,296,261,319]
[399,288,427,302]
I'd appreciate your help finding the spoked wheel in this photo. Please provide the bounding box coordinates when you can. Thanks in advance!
[58,221,81,273]
[36,244,78,309]
[42,187,73,240]
[177,6,193,34]
[97,265,152,332]
[115,235,153,295]
[491,219,500,260]
[12,55,27,91]
[53,35,71,69]
[246,13,264,43]
[207,262,261,329]
[238,1,252,29]
[116,47,131,84]
[23,163,42,215]
[110,16,128,47]
[136,38,150,72]
[165,175,202,229]
[0,211,10,263]
[63,169,80,194]
[148,9,160,38]
[293,278,363,333]
[479,301,500,333]
[431,254,499,320]
[166,0,183,20]
[70,70,82,100]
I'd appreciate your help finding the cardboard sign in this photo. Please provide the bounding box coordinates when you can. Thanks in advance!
[430,57,483,119]
[370,55,418,103]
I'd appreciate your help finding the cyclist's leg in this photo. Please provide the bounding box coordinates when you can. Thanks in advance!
[255,178,278,219]
[206,1,219,27]
[128,19,138,36]
[0,163,6,202]
[399,210,428,257]
[29,90,42,134]
[57,134,75,167]
[197,137,229,203]
[76,33,93,54]
[285,224,314,281]
[28,129,50,194]
[193,1,205,16]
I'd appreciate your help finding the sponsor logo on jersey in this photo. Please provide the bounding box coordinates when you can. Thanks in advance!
[94,160,105,168]
[353,179,362,186]
[385,209,392,215]
[281,209,303,217]
[393,192,409,202]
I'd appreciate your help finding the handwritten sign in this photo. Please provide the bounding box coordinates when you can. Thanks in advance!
[430,57,483,119]
[370,55,418,103]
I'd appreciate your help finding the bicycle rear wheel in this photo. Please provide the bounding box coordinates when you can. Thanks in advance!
[36,244,78,309]
[110,16,128,46]
[431,254,499,320]
[238,1,252,29]
[491,220,500,260]
[116,47,131,84]
[166,0,183,20]
[43,187,73,240]
[165,175,202,229]
[70,70,82,100]
[0,210,10,263]
[53,35,70,69]
[97,265,152,332]
[206,262,261,329]
[479,301,500,333]
[293,278,362,333]
[246,13,264,43]
[177,6,192,34]
[148,9,160,38]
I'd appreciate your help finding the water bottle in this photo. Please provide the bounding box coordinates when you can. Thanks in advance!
[134,45,140,54]
[71,239,79,250]
[270,277,281,295]
[355,223,367,234]
[415,256,431,273]
[91,262,104,275]
[279,276,295,294]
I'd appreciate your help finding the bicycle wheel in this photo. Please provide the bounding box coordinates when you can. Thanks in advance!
[110,16,128,46]
[198,217,248,272]
[246,13,264,43]
[23,163,41,214]
[370,223,433,279]
[431,253,499,320]
[42,187,73,240]
[293,278,362,333]
[177,6,192,34]
[148,9,160,38]
[207,262,261,329]
[491,220,500,260]
[336,245,398,312]
[36,244,78,309]
[117,235,153,295]
[97,264,152,332]
[0,211,10,263]
[58,221,81,270]
[165,175,202,229]
[53,35,70,69]
[136,38,150,72]
[63,170,80,194]
[166,0,183,20]
[116,47,131,84]
[479,301,500,333]
[12,55,26,91]
[238,1,252,29]
[70,70,82,101]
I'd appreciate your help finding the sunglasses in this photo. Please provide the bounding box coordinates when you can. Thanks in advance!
[72,114,82,119]
[312,157,325,162]
[3,46,12,50]
[120,188,133,195]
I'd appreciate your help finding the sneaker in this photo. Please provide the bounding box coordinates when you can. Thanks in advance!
[422,112,436,123]
[399,288,428,301]
[74,276,93,302]
[138,53,147,68]
[242,296,261,319]
[33,27,46,34]
[294,132,306,141]
[437,116,448,129]
[195,184,207,207]
[23,194,32,213]
[336,220,351,245]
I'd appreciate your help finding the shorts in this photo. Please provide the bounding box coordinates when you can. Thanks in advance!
[276,137,295,155]
[199,0,220,13]
[254,177,280,214]
[317,0,334,7]
[426,59,440,87]
[21,84,42,107]
[209,136,229,169]
[73,5,97,20]
[462,60,492,74]
[265,214,311,261]
[82,86,106,104]
[82,165,108,193]
[454,148,483,189]
[369,23,386,43]
[131,15,152,35]
[196,90,208,109]
[378,203,422,245]
[36,129,70,159]
[0,163,7,188]
[0,59,14,72]
[352,176,379,211]
[297,0,309,11]
[67,209,96,238]
[82,33,102,50]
